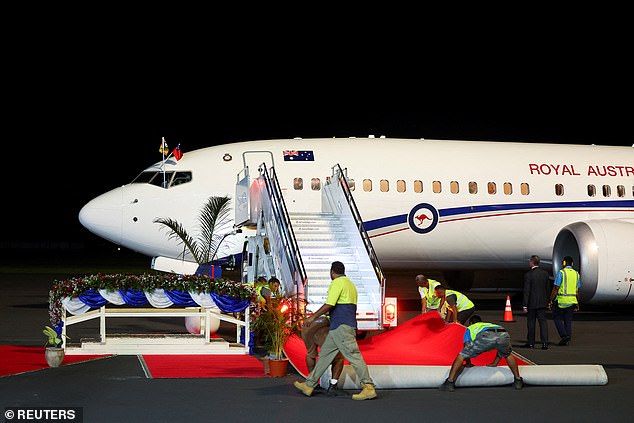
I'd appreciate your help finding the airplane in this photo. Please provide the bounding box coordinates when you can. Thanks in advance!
[79,137,634,305]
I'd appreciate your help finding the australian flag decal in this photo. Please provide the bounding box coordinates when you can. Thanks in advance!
[283,150,314,161]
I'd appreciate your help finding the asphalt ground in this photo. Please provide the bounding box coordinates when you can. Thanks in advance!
[1,250,633,423]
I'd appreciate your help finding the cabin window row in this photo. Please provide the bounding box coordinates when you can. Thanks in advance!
[356,179,529,195]
[554,183,631,197]
[584,184,629,198]
[292,178,634,198]
[292,178,530,195]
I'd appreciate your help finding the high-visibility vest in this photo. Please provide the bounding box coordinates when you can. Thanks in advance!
[421,279,442,308]
[556,268,579,306]
[446,289,474,311]
[256,284,270,304]
[466,322,501,341]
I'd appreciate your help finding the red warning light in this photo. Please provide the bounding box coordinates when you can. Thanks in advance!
[383,297,398,327]
[385,304,396,321]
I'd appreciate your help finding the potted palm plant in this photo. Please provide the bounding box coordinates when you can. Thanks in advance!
[250,294,304,377]
[154,195,234,333]
[153,195,233,268]
[43,323,68,367]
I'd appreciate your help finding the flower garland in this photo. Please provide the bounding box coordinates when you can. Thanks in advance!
[48,273,256,326]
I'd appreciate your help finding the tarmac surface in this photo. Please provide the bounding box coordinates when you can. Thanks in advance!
[1,250,633,423]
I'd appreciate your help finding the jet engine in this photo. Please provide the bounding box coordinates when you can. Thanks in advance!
[553,220,634,304]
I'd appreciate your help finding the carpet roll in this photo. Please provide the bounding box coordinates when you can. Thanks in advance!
[319,364,608,389]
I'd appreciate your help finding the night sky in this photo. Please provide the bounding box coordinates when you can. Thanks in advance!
[5,105,632,253]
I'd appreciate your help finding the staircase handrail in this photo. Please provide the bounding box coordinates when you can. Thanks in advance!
[258,164,308,298]
[329,164,386,295]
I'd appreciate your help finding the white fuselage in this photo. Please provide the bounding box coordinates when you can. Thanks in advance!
[79,138,634,303]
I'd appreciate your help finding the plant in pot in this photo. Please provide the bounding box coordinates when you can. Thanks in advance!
[250,294,304,377]
[43,322,68,367]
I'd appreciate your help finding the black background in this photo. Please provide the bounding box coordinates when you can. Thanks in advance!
[6,105,632,249]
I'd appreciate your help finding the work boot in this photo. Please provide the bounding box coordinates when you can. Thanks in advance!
[438,378,455,392]
[513,377,524,390]
[294,381,314,397]
[326,382,345,397]
[351,383,377,400]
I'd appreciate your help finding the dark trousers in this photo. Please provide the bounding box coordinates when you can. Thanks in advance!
[552,305,574,339]
[457,307,475,325]
[526,307,548,345]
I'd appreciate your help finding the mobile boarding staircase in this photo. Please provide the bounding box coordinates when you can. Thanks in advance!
[235,163,386,331]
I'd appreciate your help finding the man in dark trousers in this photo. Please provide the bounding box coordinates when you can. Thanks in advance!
[522,255,550,349]
[549,255,581,346]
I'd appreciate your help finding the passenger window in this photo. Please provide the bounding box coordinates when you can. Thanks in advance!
[294,178,303,190]
[468,181,478,194]
[555,184,564,196]
[520,183,530,195]
[363,179,372,192]
[397,180,406,193]
[450,181,459,194]
[587,184,596,197]
[347,178,355,191]
[432,181,442,193]
[617,185,625,197]
[602,185,611,197]
[414,180,423,193]
[487,182,496,195]
[380,179,389,192]
[503,182,512,195]
[311,178,321,191]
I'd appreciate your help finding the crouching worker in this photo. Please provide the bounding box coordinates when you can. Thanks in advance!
[439,315,524,391]
[301,315,345,395]
[294,261,377,400]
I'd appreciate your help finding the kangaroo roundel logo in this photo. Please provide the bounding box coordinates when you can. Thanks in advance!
[408,203,439,234]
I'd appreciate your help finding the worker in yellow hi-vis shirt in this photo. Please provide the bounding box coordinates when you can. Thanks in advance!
[294,261,377,401]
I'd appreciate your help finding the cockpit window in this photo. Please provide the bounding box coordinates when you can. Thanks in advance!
[132,171,159,184]
[131,171,192,188]
[170,172,192,187]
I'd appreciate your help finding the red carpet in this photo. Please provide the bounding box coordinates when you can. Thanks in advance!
[0,346,266,379]
[0,346,109,376]
[2,314,526,379]
[285,313,527,377]
[142,354,265,378]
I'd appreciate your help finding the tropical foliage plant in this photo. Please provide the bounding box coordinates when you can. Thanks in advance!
[153,195,233,265]
[43,323,67,348]
[250,295,305,360]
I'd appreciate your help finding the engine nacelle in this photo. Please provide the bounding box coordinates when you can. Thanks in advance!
[553,220,634,304]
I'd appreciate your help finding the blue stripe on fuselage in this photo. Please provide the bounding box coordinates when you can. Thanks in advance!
[363,200,634,231]
[364,214,407,231]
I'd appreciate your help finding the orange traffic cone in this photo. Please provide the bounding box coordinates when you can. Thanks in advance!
[502,296,515,322]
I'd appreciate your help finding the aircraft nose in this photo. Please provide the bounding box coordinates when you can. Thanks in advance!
[78,188,123,245]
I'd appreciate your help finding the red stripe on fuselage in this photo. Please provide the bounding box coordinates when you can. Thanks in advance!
[368,208,633,238]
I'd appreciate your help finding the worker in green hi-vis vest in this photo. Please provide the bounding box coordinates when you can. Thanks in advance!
[549,255,581,346]
[439,314,524,392]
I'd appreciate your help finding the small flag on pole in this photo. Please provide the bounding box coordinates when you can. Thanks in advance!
[173,144,183,161]
[159,137,169,156]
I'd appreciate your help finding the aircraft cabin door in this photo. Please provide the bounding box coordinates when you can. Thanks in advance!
[242,150,275,177]
[238,151,275,226]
